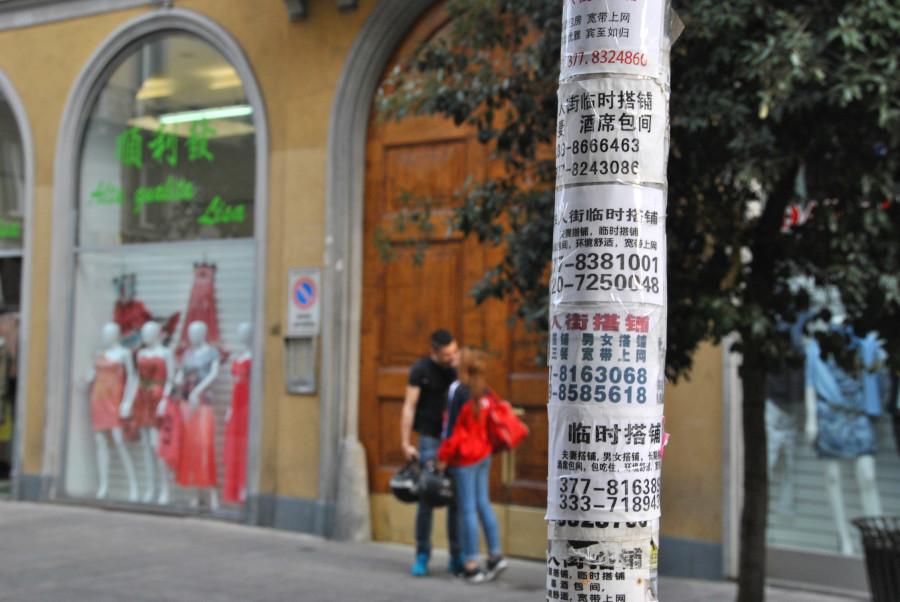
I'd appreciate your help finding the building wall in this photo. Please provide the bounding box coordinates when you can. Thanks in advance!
[661,341,724,543]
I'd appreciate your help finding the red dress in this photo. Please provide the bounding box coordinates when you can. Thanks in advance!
[223,355,250,503]
[90,356,126,431]
[157,396,183,471]
[176,264,227,360]
[134,354,167,428]
[114,298,152,346]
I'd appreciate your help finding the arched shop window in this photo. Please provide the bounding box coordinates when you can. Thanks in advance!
[63,31,258,510]
[0,90,26,496]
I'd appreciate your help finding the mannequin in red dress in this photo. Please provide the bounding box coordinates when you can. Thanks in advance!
[89,322,139,501]
[223,322,251,504]
[134,321,175,504]
[175,321,221,509]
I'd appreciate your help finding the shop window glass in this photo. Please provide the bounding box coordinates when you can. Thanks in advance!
[0,95,23,493]
[764,283,900,557]
[64,33,255,510]
[78,34,254,247]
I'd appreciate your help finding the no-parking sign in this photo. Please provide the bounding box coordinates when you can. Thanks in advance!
[286,267,321,337]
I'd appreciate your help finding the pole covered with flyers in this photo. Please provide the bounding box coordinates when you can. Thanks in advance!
[546,2,680,600]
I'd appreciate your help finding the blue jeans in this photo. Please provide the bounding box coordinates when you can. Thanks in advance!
[452,455,500,563]
[415,435,461,558]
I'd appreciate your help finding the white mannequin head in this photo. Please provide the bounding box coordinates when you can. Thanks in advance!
[101,322,121,347]
[187,320,208,347]
[822,284,846,326]
[237,322,251,347]
[141,321,162,346]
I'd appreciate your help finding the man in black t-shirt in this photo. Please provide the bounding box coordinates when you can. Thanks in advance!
[400,329,460,577]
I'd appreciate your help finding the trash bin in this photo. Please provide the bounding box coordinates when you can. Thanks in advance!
[853,516,900,602]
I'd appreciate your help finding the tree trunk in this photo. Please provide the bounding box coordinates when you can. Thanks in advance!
[737,356,769,601]
[735,162,797,601]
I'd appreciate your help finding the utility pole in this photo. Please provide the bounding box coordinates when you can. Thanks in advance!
[547,2,678,600]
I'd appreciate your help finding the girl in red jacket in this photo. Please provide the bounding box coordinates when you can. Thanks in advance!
[438,348,507,583]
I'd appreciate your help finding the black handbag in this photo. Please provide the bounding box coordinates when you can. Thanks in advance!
[389,460,421,503]
[419,463,455,507]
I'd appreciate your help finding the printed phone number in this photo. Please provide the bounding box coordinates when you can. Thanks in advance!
[551,272,661,295]
[557,252,660,274]
[558,477,661,513]
[551,365,649,404]
[558,159,641,179]
[564,50,650,69]
[556,137,641,158]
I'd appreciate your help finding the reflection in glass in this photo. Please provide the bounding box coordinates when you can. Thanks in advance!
[765,285,900,557]
[78,34,255,247]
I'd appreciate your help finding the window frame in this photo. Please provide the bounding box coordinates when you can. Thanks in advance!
[0,66,34,500]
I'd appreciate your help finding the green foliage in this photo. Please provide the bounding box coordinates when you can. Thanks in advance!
[674,0,900,376]
[377,0,900,379]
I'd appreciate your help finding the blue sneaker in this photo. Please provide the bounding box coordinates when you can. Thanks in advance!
[411,553,429,577]
[447,553,465,575]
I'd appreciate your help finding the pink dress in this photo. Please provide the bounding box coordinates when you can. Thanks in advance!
[135,355,167,428]
[223,356,250,503]
[90,356,125,431]
[175,346,220,488]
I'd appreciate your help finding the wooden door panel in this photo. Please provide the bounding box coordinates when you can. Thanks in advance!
[384,139,467,212]
[377,398,406,467]
[380,245,464,366]
[361,7,549,511]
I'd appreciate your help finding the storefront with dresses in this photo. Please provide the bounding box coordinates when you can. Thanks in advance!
[750,285,900,595]
[0,3,304,520]
[41,8,267,514]
[2,1,376,540]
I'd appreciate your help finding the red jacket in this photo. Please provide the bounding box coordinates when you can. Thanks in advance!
[437,390,495,467]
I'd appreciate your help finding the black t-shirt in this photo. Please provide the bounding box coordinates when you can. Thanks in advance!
[408,356,457,438]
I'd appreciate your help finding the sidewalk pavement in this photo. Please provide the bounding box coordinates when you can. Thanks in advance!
[0,500,862,601]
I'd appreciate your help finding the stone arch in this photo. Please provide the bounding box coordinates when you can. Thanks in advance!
[321,0,439,540]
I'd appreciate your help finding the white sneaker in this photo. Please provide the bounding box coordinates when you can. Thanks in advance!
[485,556,508,581]
[462,566,486,584]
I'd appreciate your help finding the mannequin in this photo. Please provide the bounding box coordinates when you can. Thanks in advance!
[223,322,251,504]
[804,323,883,555]
[892,374,900,460]
[134,321,175,504]
[175,320,220,509]
[765,318,806,514]
[88,322,139,501]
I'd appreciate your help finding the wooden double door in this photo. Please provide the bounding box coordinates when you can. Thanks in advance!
[359,8,548,510]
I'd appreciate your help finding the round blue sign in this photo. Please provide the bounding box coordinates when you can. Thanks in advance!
[292,277,317,310]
